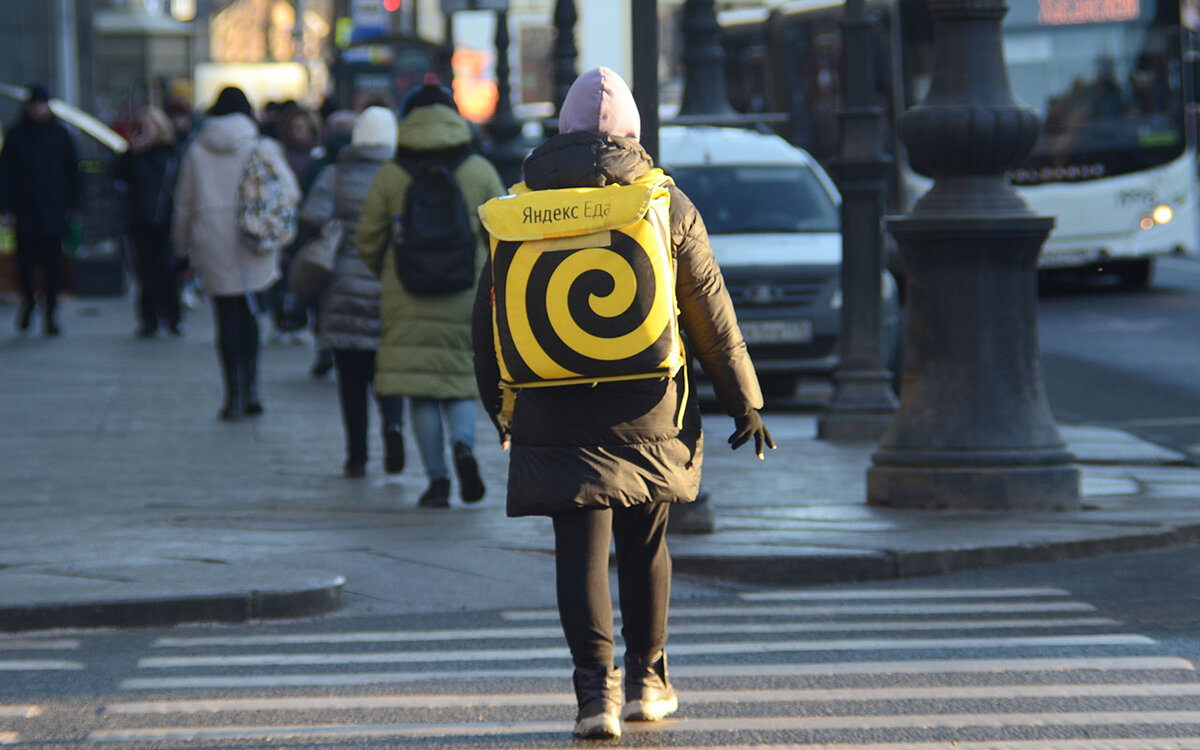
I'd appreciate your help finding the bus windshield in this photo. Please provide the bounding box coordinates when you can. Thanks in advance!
[903,0,1187,182]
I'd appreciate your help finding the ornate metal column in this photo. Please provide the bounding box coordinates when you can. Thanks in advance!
[486,9,525,186]
[551,0,578,119]
[867,0,1080,510]
[677,0,733,117]
[816,0,897,442]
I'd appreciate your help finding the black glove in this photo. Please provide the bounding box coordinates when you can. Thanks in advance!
[729,410,776,459]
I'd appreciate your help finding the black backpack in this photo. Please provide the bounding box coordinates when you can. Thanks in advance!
[392,151,477,296]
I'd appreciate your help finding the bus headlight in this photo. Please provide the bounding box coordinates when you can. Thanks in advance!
[1142,204,1175,230]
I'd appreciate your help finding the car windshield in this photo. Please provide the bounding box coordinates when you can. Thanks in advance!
[667,165,840,235]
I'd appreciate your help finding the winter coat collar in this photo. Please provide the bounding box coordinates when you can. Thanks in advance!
[337,143,393,165]
[197,113,259,154]
[522,131,653,190]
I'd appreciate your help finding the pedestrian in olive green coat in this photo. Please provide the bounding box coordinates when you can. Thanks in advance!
[356,81,506,508]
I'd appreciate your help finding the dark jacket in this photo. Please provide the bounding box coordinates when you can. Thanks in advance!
[471,132,763,517]
[0,113,82,236]
[114,144,179,229]
[299,143,391,352]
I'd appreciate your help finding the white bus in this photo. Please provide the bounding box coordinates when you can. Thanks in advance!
[719,0,1200,288]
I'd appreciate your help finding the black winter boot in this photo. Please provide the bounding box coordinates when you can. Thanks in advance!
[219,358,244,422]
[572,665,622,739]
[623,651,677,721]
[384,425,405,475]
[417,477,451,508]
[241,357,263,416]
[453,442,485,503]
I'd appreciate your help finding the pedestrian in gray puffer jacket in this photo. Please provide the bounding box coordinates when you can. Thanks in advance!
[299,107,405,478]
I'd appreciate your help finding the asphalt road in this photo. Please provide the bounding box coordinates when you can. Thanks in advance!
[1038,256,1200,462]
[3,544,1199,748]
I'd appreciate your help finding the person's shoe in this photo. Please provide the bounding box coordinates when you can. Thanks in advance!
[572,665,622,739]
[16,303,34,332]
[137,324,158,338]
[417,477,451,508]
[384,427,405,475]
[43,316,61,337]
[622,652,677,722]
[343,460,366,479]
[218,399,244,422]
[242,362,264,416]
[310,349,334,379]
[167,323,184,337]
[453,442,485,503]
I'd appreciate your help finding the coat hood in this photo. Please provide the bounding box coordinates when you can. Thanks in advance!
[558,67,641,141]
[522,131,653,190]
[197,112,259,154]
[395,104,473,153]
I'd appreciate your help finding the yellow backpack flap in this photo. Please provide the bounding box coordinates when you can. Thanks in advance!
[478,169,683,389]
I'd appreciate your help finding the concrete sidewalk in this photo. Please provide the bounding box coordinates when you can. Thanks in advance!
[2,294,1199,633]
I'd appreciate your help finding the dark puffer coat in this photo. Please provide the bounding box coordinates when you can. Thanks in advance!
[471,132,763,517]
[299,143,391,352]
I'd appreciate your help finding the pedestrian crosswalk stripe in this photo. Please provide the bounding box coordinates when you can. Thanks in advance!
[0,639,78,651]
[85,711,1200,743]
[595,742,1200,750]
[0,706,40,718]
[148,617,1120,648]
[0,732,17,745]
[136,633,1154,669]
[502,601,1097,619]
[0,660,82,671]
[740,587,1073,601]
[103,682,1200,715]
[118,656,1194,690]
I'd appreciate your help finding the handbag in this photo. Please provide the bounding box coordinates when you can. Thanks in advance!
[288,218,344,302]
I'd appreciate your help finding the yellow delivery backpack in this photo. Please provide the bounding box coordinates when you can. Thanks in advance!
[478,169,684,390]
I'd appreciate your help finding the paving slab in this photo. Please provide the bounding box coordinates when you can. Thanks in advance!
[2,295,1200,630]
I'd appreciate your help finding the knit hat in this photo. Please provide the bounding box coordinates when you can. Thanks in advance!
[208,86,254,118]
[351,106,398,147]
[27,84,51,103]
[400,73,457,117]
[558,67,641,141]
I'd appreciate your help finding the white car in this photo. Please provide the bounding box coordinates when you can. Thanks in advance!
[659,125,902,398]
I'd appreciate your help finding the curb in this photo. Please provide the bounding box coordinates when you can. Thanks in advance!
[0,574,345,633]
[670,524,1200,586]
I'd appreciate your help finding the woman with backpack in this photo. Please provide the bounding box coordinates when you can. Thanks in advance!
[172,86,299,421]
[472,67,773,740]
[356,79,506,507]
[299,107,399,478]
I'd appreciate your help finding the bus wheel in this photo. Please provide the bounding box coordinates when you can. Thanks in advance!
[1117,259,1152,290]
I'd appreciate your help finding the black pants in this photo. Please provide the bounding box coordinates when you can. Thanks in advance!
[15,232,64,316]
[552,503,672,668]
[130,225,180,331]
[212,295,260,399]
[332,349,383,465]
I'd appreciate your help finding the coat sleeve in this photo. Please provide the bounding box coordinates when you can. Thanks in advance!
[299,163,335,229]
[170,146,196,260]
[63,130,82,213]
[670,185,764,418]
[356,166,392,278]
[472,253,504,435]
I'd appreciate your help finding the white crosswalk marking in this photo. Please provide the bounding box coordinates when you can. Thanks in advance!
[0,705,40,718]
[96,587,1200,747]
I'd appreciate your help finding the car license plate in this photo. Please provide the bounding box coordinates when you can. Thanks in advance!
[739,319,814,344]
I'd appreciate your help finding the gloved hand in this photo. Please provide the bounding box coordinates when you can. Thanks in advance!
[729,410,776,460]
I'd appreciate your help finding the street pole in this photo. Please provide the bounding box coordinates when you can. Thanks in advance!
[816,0,897,442]
[486,8,525,187]
[867,0,1080,510]
[630,0,659,164]
[677,0,733,118]
[549,0,578,131]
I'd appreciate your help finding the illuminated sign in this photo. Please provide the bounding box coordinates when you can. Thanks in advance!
[1037,0,1139,24]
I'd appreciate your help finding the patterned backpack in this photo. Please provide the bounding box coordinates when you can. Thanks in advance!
[237,138,299,255]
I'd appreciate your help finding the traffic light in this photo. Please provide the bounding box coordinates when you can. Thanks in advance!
[383,0,401,11]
